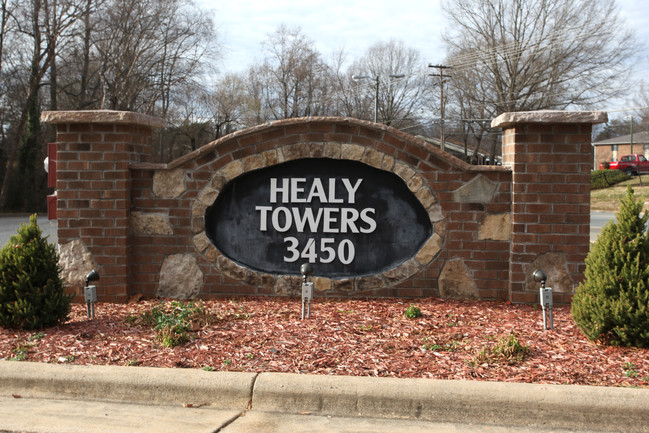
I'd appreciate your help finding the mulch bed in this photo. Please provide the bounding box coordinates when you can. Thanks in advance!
[1,297,648,388]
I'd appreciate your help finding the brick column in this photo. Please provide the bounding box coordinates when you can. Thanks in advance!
[41,110,164,302]
[492,111,607,303]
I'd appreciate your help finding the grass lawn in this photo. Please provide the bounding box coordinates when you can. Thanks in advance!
[591,175,649,212]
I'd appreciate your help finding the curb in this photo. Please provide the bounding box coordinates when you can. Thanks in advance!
[252,372,649,432]
[0,361,255,410]
[2,361,649,432]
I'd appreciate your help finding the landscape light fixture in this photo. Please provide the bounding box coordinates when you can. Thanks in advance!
[84,269,100,318]
[352,74,405,123]
[300,263,314,319]
[533,269,553,330]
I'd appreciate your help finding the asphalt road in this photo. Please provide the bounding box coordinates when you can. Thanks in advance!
[590,211,616,241]
[0,215,57,246]
[0,212,617,248]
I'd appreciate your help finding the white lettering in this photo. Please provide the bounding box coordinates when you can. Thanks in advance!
[322,208,339,233]
[360,208,377,233]
[256,206,273,231]
[262,176,376,266]
[306,178,327,203]
[340,208,360,233]
[291,207,323,232]
[342,178,362,204]
[271,207,292,232]
[270,178,289,203]
[328,178,344,203]
[291,178,307,203]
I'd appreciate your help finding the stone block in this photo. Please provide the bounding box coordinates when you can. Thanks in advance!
[453,175,498,203]
[157,254,203,299]
[153,169,185,198]
[478,213,512,241]
[131,212,173,235]
[59,239,97,289]
[439,258,479,300]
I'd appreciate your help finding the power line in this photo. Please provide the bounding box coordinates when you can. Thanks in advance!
[445,25,611,72]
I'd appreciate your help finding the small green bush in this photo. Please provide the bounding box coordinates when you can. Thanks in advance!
[571,185,649,347]
[404,305,422,318]
[0,215,70,330]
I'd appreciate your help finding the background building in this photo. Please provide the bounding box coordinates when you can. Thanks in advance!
[592,131,649,169]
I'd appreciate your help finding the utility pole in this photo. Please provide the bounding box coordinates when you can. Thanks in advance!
[626,115,634,154]
[428,64,452,151]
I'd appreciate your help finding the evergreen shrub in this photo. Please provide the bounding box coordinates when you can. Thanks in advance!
[590,169,629,190]
[0,215,71,329]
[571,186,649,347]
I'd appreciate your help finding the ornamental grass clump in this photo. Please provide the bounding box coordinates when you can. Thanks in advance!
[571,185,649,347]
[471,333,529,366]
[0,215,71,330]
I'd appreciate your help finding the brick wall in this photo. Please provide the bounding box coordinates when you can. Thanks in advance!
[42,111,164,302]
[43,110,606,303]
[494,111,606,303]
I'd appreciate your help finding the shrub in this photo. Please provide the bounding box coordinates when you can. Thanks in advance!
[590,169,629,190]
[0,215,71,330]
[404,305,422,318]
[571,185,649,347]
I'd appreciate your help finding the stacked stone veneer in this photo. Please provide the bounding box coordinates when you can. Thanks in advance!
[42,110,606,303]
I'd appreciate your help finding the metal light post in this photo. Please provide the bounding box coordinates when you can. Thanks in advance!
[84,269,100,318]
[300,263,314,319]
[533,269,553,330]
[352,74,405,123]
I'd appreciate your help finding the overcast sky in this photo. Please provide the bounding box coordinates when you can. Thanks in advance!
[201,0,649,113]
[208,0,443,72]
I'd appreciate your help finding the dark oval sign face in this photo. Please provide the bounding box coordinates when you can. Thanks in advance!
[205,158,432,278]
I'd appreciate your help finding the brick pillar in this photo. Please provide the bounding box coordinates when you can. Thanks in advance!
[492,111,607,303]
[41,110,164,302]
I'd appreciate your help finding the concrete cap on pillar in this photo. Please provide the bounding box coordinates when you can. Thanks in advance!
[41,110,165,128]
[491,110,608,129]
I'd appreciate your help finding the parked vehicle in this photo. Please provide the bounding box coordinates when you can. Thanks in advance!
[601,154,649,175]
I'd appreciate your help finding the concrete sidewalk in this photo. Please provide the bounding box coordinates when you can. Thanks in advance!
[1,361,648,433]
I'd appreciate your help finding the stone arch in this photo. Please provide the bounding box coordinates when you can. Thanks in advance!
[185,119,448,294]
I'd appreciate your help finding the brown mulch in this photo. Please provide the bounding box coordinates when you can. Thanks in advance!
[1,297,648,388]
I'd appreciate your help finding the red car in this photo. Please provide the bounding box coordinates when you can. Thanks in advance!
[603,154,649,175]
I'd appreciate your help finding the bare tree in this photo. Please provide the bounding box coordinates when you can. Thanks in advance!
[0,0,85,209]
[347,40,429,127]
[0,0,18,143]
[442,0,637,116]
[0,0,16,76]
[56,0,105,109]
[94,0,216,114]
[254,25,329,120]
[204,73,247,138]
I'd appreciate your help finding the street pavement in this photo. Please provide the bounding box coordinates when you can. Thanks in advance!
[1,361,648,433]
[0,214,57,245]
